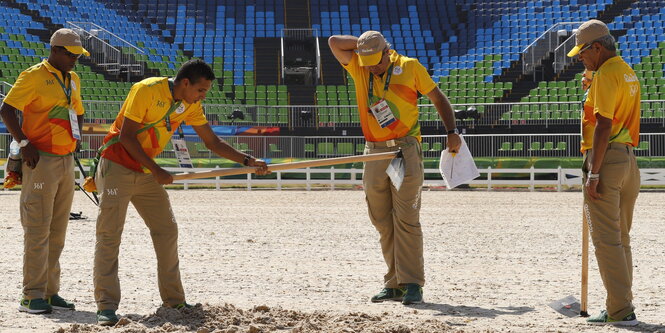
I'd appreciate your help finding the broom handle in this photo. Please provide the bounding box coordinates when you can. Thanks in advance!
[172,151,398,181]
[581,206,589,316]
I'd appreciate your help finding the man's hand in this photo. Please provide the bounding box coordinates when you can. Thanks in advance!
[248,158,270,176]
[22,143,40,169]
[446,133,462,154]
[585,178,601,200]
[152,167,174,185]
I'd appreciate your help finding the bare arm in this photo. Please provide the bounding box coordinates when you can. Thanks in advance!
[328,35,358,66]
[585,114,612,199]
[119,118,173,184]
[192,123,269,175]
[0,102,39,168]
[426,87,461,153]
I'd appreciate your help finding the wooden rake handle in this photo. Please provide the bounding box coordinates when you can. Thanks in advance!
[172,151,399,181]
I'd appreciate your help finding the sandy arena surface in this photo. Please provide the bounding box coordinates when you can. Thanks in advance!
[0,189,663,333]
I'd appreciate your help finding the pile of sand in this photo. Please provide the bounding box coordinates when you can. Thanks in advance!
[58,304,460,333]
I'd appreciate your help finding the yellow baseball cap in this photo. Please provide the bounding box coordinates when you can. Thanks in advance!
[356,31,388,66]
[50,28,90,56]
[567,19,610,57]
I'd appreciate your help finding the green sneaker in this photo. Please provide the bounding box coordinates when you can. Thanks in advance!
[402,283,424,305]
[370,288,406,303]
[172,302,194,310]
[97,309,119,326]
[587,310,638,326]
[47,294,75,310]
[18,298,52,314]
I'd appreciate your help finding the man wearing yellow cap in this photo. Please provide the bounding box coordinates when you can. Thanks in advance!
[329,31,461,305]
[0,28,89,314]
[567,19,641,326]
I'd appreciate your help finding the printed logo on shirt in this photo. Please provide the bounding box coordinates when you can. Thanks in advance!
[623,73,638,83]
[33,182,44,190]
[175,104,185,114]
[71,80,77,91]
[156,100,166,108]
[46,79,54,86]
[393,66,403,75]
[630,84,638,97]
[106,188,118,196]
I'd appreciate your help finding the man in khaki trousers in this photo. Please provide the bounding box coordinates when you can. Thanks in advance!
[568,19,641,326]
[0,28,88,314]
[329,31,461,305]
[93,59,268,326]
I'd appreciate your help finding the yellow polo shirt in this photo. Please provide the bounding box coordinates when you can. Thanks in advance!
[101,77,208,172]
[581,56,641,152]
[343,50,437,142]
[3,60,84,155]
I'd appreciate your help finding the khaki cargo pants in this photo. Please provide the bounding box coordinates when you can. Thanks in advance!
[363,136,425,288]
[20,154,75,300]
[583,142,640,320]
[93,158,185,310]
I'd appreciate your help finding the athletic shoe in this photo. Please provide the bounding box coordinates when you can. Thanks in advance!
[370,287,406,303]
[402,283,424,305]
[587,310,638,326]
[172,302,194,309]
[97,309,119,326]
[18,298,52,314]
[47,294,75,310]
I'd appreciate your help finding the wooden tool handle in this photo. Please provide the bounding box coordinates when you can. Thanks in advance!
[172,151,398,181]
[581,206,590,317]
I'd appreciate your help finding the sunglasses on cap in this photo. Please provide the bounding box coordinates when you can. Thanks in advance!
[577,42,597,56]
[56,46,81,59]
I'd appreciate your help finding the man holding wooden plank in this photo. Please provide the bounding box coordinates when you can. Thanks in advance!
[89,59,268,326]
[328,31,461,305]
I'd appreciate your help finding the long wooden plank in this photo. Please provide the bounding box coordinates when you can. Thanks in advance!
[172,151,398,181]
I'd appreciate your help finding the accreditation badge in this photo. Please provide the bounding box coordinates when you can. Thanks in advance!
[369,99,396,128]
[68,108,81,140]
[171,137,193,168]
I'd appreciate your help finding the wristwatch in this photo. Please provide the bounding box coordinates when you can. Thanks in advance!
[446,128,459,135]
[18,139,30,147]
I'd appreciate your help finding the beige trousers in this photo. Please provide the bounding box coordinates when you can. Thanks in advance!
[93,158,184,310]
[583,142,640,319]
[20,154,75,299]
[363,136,425,288]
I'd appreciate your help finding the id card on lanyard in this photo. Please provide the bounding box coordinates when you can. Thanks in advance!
[368,64,396,128]
[51,72,81,140]
[170,126,194,168]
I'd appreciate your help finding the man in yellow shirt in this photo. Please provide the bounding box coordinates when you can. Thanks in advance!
[568,19,640,326]
[93,59,268,326]
[0,28,88,314]
[329,31,461,305]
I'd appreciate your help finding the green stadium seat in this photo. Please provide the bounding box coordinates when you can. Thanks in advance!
[337,142,354,155]
[356,143,365,153]
[268,143,282,153]
[542,142,554,151]
[555,142,567,151]
[304,143,315,154]
[512,142,524,151]
[634,141,650,151]
[317,142,335,156]
[528,142,541,151]
[429,142,443,152]
[498,142,511,151]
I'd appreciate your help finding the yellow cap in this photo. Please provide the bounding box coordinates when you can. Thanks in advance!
[356,31,388,66]
[567,19,610,57]
[50,28,90,56]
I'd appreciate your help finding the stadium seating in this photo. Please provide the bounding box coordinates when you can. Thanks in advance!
[0,0,664,128]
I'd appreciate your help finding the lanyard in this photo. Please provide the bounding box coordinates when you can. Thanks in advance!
[164,102,181,133]
[368,63,394,102]
[51,72,72,106]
